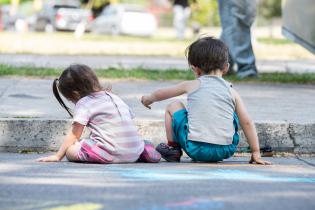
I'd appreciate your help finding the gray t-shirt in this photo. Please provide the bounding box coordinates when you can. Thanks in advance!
[187,75,236,145]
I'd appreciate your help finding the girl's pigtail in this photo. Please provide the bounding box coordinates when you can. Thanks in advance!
[52,79,73,117]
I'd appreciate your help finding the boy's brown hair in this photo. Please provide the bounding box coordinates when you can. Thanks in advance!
[185,36,229,74]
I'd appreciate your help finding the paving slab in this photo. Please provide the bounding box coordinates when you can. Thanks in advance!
[0,153,314,210]
[0,78,314,123]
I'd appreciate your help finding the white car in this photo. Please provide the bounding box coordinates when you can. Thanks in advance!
[91,4,157,37]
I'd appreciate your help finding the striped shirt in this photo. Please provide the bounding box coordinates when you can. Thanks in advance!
[73,91,144,163]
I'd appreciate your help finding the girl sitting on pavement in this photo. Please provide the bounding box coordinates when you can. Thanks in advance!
[37,64,161,163]
[141,36,271,164]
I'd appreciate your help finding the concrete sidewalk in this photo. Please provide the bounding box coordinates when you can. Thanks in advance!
[0,153,314,210]
[0,78,314,153]
[1,78,315,122]
[1,54,315,73]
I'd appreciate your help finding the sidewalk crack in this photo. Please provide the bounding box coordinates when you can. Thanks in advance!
[288,123,299,152]
[295,155,315,167]
[0,79,21,105]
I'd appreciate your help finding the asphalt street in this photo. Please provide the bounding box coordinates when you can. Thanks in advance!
[0,153,314,210]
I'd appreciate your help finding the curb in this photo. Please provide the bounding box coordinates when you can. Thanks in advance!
[0,119,314,153]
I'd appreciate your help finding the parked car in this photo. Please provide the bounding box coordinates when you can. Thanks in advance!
[34,0,93,32]
[90,4,157,37]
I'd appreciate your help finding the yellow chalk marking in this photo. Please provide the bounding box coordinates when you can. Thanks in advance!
[47,203,103,210]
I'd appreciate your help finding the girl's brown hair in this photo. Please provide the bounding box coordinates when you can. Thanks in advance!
[53,64,103,117]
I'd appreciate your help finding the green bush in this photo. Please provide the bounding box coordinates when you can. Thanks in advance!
[191,0,220,26]
[0,0,11,4]
[0,0,33,5]
[258,0,281,19]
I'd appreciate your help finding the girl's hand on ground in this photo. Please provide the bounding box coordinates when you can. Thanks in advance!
[249,152,272,165]
[141,95,154,109]
[37,155,61,162]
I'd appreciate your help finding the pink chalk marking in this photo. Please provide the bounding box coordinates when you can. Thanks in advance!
[166,198,207,207]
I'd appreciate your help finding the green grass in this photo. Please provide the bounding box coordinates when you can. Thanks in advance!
[1,64,315,84]
[96,68,195,80]
[0,65,61,77]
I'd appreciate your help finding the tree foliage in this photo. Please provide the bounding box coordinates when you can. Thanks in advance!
[0,0,33,4]
[0,0,10,4]
[191,0,220,26]
[258,0,281,19]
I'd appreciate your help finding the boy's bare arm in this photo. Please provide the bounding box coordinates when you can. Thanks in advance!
[141,80,198,109]
[232,89,271,165]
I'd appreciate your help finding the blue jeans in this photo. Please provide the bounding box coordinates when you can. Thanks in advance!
[218,0,257,76]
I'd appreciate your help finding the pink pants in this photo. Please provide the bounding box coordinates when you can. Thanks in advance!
[77,139,114,164]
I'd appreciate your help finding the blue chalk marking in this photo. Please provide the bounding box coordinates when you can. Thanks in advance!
[134,199,224,210]
[109,167,315,183]
[63,167,315,183]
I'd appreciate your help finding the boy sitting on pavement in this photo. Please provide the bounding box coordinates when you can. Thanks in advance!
[141,36,271,164]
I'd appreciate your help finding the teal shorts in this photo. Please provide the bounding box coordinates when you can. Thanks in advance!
[172,109,240,162]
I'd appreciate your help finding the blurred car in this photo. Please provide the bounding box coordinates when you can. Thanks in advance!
[34,0,93,32]
[90,4,157,37]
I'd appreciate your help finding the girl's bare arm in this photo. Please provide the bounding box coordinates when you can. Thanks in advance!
[232,89,271,165]
[37,122,85,162]
[141,80,199,109]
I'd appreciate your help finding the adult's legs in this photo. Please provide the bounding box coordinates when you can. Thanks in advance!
[173,5,190,39]
[218,0,257,78]
[182,7,191,38]
[165,101,186,147]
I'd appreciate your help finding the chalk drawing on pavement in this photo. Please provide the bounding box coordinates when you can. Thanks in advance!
[134,198,224,210]
[108,167,315,183]
[63,167,315,183]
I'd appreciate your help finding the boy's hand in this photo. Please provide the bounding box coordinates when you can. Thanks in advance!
[141,95,154,109]
[249,151,272,165]
[37,155,61,162]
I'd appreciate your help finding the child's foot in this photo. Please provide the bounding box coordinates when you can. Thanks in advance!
[138,140,161,163]
[156,143,182,162]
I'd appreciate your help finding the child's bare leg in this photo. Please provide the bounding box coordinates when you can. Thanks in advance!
[165,101,185,147]
[65,142,81,162]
